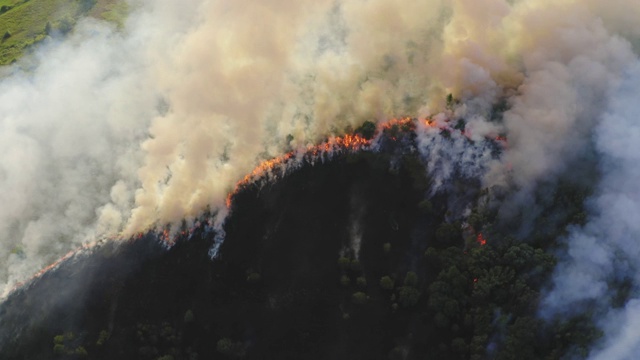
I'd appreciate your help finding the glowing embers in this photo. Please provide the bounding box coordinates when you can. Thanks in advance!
[472,233,488,286]
[476,233,487,246]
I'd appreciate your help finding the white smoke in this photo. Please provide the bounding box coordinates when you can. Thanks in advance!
[541,62,640,359]
[0,19,156,297]
[415,116,500,196]
[0,0,455,296]
[0,4,639,358]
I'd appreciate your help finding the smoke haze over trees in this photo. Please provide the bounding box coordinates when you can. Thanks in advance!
[1,0,640,358]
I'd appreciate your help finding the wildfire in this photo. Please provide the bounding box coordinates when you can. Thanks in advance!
[424,118,438,128]
[381,117,414,131]
[9,241,101,295]
[476,233,487,246]
[226,131,373,208]
[224,115,502,210]
[8,114,507,297]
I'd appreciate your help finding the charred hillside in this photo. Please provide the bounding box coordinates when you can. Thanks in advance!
[0,130,597,360]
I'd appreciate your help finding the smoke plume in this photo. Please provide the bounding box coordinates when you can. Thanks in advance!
[1,1,640,356]
[541,62,640,359]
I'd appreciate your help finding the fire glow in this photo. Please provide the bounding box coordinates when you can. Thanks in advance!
[9,115,503,296]
[9,241,102,294]
[476,233,487,246]
[225,131,373,208]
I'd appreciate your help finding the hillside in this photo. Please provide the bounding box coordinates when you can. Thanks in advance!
[0,0,126,65]
[0,128,599,360]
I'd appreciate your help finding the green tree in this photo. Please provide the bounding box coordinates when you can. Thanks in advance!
[216,337,245,358]
[96,330,109,346]
[404,271,418,287]
[246,272,261,283]
[338,256,350,270]
[452,337,468,356]
[184,309,195,323]
[217,337,234,354]
[53,344,65,355]
[398,286,420,307]
[436,223,461,244]
[380,276,395,290]
[351,291,368,305]
[418,199,434,214]
[355,120,377,139]
[74,346,88,357]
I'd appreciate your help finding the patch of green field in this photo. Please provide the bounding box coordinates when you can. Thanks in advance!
[0,0,20,8]
[89,0,129,28]
[0,0,127,65]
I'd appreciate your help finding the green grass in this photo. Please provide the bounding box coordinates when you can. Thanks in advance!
[0,0,127,65]
[90,0,128,28]
[0,0,21,8]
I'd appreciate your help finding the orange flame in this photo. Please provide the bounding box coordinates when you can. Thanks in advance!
[10,114,507,297]
[476,233,487,246]
[226,131,374,208]
[9,241,102,295]
[224,115,488,209]
[381,117,414,131]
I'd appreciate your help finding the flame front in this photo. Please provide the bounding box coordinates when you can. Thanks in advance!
[224,115,499,210]
[226,131,373,208]
[8,115,502,296]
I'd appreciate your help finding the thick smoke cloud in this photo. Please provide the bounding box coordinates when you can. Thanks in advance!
[1,2,640,356]
[0,0,457,296]
[541,63,640,359]
[0,20,156,297]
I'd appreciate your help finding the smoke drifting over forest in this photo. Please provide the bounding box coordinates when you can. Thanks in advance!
[1,0,640,357]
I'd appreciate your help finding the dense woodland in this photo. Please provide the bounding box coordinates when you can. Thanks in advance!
[0,124,601,359]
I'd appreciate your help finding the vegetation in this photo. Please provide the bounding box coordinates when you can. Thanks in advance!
[0,124,599,359]
[379,275,395,290]
[0,0,127,65]
[355,120,377,139]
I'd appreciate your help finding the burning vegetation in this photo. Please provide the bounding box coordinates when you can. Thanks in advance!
[0,126,597,360]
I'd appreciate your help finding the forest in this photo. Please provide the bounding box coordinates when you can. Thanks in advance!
[0,123,601,359]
